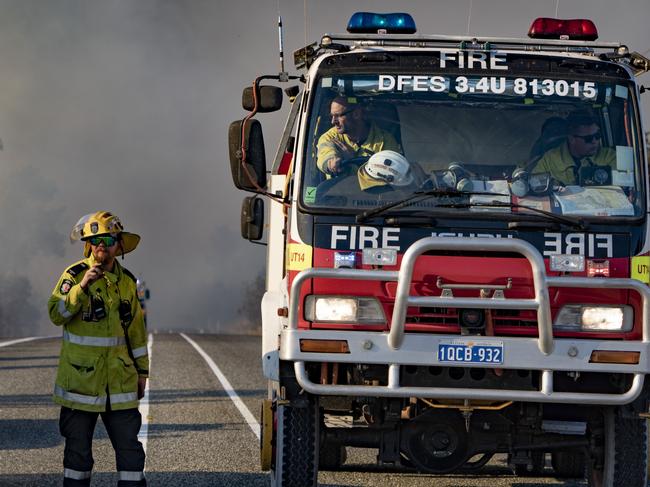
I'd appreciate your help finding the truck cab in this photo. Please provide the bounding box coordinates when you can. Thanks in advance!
[229,13,650,487]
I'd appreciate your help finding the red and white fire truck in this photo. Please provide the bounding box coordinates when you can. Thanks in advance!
[229,13,650,486]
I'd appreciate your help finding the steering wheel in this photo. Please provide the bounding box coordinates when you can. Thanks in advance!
[315,156,370,204]
[334,155,370,174]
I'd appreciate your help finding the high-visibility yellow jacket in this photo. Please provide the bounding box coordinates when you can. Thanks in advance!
[316,123,401,175]
[48,256,148,412]
[530,142,616,186]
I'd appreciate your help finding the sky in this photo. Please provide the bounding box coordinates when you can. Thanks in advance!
[0,0,648,337]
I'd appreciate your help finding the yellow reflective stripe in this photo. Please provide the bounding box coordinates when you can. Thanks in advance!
[110,391,138,404]
[58,299,73,318]
[131,345,147,358]
[63,330,126,347]
[54,385,106,406]
[64,468,91,480]
[119,471,145,481]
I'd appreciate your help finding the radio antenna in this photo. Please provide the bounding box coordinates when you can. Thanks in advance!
[278,14,288,82]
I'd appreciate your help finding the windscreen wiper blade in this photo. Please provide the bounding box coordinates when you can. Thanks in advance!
[355,188,508,223]
[436,200,588,230]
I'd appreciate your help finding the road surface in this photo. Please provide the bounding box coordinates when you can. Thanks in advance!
[0,333,602,486]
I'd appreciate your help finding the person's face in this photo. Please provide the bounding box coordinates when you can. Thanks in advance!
[89,235,119,263]
[330,101,360,135]
[568,123,602,158]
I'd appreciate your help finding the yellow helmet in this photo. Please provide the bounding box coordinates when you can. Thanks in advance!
[70,211,141,257]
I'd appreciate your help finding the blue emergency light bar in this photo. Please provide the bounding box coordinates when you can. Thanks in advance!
[347,12,416,34]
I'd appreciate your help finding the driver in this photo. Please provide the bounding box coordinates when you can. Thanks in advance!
[317,96,401,177]
[528,111,616,185]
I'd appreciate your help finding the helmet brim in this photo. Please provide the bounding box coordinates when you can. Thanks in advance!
[358,163,414,190]
[83,232,141,257]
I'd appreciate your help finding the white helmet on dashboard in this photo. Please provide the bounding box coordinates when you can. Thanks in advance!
[359,150,413,190]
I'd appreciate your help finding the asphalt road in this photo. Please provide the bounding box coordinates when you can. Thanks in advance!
[0,333,606,486]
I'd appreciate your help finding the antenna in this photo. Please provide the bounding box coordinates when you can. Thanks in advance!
[278,15,289,82]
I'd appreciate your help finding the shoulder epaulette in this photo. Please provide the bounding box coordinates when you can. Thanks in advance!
[122,267,137,284]
[66,262,89,277]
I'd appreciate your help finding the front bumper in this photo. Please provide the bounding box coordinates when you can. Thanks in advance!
[280,237,650,405]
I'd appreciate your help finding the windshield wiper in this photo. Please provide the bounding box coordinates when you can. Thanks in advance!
[355,188,508,223]
[436,200,589,231]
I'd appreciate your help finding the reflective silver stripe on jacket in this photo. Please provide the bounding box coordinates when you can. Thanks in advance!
[131,345,148,358]
[54,384,107,406]
[58,299,73,318]
[110,391,138,404]
[64,468,92,480]
[63,330,126,347]
[119,471,145,481]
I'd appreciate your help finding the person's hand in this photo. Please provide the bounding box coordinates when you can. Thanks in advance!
[326,139,356,175]
[80,264,104,292]
[326,156,344,175]
[137,377,147,399]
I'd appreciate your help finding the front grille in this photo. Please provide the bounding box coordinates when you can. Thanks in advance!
[406,307,537,328]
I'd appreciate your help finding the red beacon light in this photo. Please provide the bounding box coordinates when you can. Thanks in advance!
[528,17,598,41]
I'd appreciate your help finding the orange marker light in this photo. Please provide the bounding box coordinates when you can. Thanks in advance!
[589,350,639,364]
[300,339,350,354]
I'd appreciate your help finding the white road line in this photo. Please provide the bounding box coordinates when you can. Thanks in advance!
[0,336,56,348]
[138,333,154,458]
[180,333,261,440]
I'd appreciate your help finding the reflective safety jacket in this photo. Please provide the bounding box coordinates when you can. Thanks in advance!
[48,256,149,412]
[316,123,401,175]
[530,142,616,186]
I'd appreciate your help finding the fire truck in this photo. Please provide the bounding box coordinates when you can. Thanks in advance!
[228,13,650,486]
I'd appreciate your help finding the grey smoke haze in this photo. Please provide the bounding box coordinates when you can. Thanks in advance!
[0,1,647,337]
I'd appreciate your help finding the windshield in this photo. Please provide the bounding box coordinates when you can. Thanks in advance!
[300,53,644,219]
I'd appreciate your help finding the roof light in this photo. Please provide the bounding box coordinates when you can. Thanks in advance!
[347,12,416,34]
[528,18,598,41]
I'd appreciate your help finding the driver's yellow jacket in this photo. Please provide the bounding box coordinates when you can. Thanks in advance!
[316,123,400,174]
[529,142,616,185]
[48,256,148,412]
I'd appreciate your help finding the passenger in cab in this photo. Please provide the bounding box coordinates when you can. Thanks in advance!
[529,111,615,185]
[317,96,401,176]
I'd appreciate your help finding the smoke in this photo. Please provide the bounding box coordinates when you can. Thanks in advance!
[0,1,646,337]
[0,1,278,336]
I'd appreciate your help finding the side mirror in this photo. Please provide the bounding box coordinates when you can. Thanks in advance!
[241,196,264,241]
[242,85,283,112]
[228,119,267,191]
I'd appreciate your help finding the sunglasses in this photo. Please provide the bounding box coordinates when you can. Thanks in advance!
[330,108,356,121]
[570,132,602,143]
[88,235,118,247]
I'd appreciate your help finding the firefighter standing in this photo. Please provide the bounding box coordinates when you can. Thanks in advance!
[48,211,148,487]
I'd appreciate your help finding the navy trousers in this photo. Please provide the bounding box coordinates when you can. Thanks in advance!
[59,406,146,487]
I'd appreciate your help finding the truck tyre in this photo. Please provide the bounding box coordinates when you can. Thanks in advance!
[551,449,585,478]
[319,439,347,470]
[588,406,648,487]
[271,397,319,487]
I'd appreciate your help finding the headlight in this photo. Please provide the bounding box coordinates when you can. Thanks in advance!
[554,305,633,332]
[304,296,385,324]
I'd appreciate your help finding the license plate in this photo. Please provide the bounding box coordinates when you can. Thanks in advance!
[438,340,504,364]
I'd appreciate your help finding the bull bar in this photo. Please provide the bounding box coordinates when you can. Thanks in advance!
[280,237,650,405]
